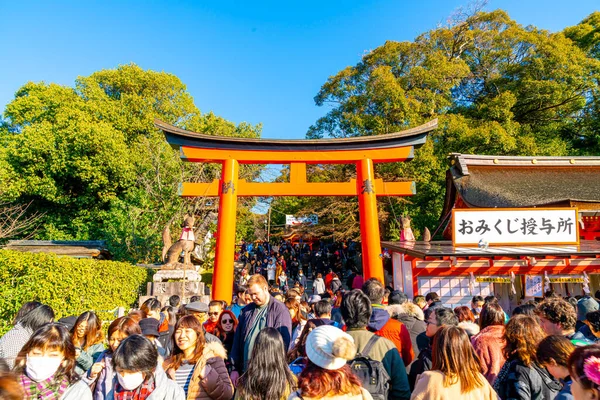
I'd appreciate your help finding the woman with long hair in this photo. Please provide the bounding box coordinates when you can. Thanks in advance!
[236,327,297,400]
[289,325,371,400]
[537,335,576,400]
[14,323,92,399]
[214,310,237,356]
[470,303,506,384]
[411,325,496,399]
[287,320,321,376]
[71,311,105,376]
[567,344,600,400]
[110,335,183,399]
[286,299,307,348]
[163,315,233,400]
[87,316,141,400]
[493,315,561,400]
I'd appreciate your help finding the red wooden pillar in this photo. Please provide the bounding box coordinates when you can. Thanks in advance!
[357,158,384,283]
[212,159,239,302]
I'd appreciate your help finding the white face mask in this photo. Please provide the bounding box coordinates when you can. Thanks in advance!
[26,356,63,382]
[117,372,145,390]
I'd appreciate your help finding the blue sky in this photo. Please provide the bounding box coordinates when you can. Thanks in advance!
[0,1,598,140]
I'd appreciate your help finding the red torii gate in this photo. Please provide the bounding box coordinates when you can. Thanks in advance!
[156,119,436,301]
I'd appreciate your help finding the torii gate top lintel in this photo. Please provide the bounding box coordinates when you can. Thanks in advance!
[155,118,436,302]
[155,118,436,164]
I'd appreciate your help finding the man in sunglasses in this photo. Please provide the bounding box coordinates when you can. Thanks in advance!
[203,300,224,335]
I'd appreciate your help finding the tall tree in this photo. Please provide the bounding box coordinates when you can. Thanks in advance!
[305,9,600,238]
[1,64,262,262]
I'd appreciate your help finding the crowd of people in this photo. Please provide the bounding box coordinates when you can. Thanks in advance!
[3,258,600,399]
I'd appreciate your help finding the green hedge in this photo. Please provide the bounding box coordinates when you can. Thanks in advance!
[0,250,151,335]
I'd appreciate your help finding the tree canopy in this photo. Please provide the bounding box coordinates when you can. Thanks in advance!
[290,9,600,240]
[0,64,262,262]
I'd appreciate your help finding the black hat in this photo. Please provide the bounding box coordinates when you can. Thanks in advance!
[139,318,160,337]
[58,316,77,331]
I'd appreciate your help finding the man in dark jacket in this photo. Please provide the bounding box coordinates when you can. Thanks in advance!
[408,307,458,391]
[343,290,411,400]
[230,274,292,381]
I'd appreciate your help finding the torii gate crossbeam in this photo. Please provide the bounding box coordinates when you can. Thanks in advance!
[157,119,436,302]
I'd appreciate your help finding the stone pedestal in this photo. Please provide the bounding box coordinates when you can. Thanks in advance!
[153,270,201,282]
[139,269,210,306]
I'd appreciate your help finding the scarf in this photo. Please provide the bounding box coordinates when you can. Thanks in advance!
[114,375,155,400]
[20,373,69,400]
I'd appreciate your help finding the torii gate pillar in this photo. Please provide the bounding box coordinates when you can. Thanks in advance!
[212,159,239,302]
[357,158,384,283]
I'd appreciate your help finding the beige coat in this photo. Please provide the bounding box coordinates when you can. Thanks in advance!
[411,371,498,400]
[166,341,233,400]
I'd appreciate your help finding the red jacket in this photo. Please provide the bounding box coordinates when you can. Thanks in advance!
[203,319,218,335]
[368,306,414,366]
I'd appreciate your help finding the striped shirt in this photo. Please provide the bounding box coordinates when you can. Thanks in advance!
[175,361,195,395]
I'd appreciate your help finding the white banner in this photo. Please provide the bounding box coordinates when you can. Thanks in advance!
[525,275,543,297]
[453,208,579,246]
[285,214,318,226]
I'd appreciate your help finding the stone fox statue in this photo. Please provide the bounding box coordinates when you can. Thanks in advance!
[400,215,416,242]
[162,215,196,269]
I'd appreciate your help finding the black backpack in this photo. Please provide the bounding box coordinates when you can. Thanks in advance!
[348,334,390,400]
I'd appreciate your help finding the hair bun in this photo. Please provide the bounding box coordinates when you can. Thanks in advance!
[331,336,356,360]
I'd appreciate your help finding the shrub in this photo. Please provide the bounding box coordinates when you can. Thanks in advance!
[0,250,151,334]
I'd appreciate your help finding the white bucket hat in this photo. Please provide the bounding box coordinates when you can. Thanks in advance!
[305,325,357,370]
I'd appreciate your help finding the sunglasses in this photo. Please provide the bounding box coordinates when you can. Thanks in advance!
[222,319,233,324]
[208,312,220,316]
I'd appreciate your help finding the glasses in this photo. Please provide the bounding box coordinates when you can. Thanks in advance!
[208,312,220,316]
[222,319,233,324]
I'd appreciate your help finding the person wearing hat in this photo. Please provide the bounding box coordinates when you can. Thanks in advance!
[185,301,222,344]
[230,274,292,383]
[140,318,167,359]
[288,325,372,400]
[576,295,599,341]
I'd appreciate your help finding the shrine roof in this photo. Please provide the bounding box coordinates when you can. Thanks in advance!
[3,240,111,259]
[441,154,600,217]
[382,240,600,259]
[155,118,435,152]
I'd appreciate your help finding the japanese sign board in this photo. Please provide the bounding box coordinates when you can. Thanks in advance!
[285,214,318,226]
[476,277,511,283]
[525,275,543,297]
[452,208,579,246]
[549,276,584,283]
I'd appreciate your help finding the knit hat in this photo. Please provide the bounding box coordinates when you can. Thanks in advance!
[578,296,599,321]
[305,325,356,370]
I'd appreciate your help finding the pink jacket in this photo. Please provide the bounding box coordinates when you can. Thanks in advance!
[471,325,506,385]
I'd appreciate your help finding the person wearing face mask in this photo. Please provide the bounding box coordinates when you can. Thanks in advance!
[14,323,92,399]
[71,311,105,376]
[108,334,183,400]
[86,316,142,400]
[471,296,485,322]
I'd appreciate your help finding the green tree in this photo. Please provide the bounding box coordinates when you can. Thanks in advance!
[1,64,262,262]
[305,9,600,238]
